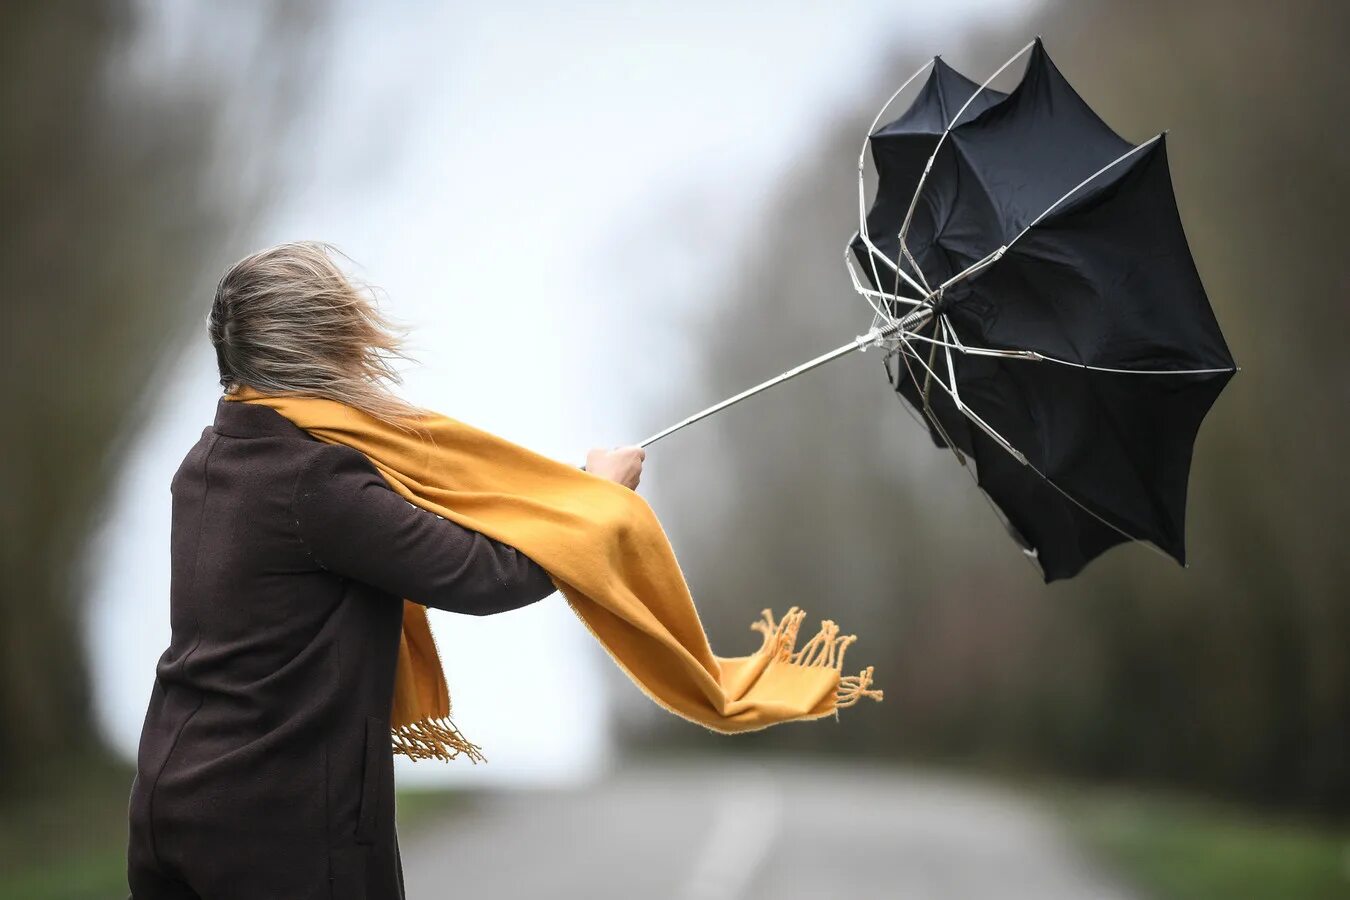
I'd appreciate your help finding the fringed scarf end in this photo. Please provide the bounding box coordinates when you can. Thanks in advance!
[752,607,884,710]
[391,715,487,764]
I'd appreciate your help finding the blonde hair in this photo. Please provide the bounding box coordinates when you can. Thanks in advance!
[209,241,425,427]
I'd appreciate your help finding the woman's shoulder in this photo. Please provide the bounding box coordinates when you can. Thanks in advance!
[294,441,384,500]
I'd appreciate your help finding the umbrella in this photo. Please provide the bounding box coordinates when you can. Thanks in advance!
[642,38,1236,581]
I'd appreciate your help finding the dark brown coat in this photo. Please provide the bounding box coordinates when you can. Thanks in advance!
[127,399,555,899]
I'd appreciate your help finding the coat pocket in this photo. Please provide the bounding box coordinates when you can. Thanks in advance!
[354,716,385,845]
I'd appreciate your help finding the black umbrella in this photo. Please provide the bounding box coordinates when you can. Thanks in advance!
[642,38,1236,582]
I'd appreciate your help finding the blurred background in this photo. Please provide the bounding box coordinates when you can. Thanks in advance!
[3,1,1346,898]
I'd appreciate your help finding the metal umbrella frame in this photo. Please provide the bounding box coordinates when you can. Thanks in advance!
[638,38,1238,576]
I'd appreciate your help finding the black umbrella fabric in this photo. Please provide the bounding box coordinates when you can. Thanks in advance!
[851,39,1235,581]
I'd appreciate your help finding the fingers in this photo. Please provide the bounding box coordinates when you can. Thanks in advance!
[618,445,644,491]
[583,445,647,490]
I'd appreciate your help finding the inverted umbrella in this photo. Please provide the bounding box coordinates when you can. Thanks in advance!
[641,38,1236,581]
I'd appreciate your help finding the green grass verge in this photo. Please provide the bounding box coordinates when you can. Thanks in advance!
[0,757,465,900]
[392,786,469,830]
[0,755,133,900]
[1065,789,1349,900]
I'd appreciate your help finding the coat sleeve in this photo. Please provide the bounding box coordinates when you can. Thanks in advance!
[293,442,556,615]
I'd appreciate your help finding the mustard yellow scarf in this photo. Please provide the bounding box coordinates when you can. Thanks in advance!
[227,388,881,761]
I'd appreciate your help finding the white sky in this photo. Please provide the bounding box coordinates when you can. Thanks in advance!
[87,0,1034,787]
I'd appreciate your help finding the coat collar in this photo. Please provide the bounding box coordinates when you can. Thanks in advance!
[212,396,315,441]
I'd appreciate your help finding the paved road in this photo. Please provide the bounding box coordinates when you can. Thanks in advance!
[401,759,1140,900]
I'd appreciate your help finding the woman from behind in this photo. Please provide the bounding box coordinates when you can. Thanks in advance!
[127,242,644,899]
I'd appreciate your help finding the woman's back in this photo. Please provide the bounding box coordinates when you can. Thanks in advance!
[128,398,554,899]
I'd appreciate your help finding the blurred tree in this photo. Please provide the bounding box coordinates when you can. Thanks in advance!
[0,3,321,794]
[644,0,1348,814]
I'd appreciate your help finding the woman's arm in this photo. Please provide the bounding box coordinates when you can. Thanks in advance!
[293,443,555,615]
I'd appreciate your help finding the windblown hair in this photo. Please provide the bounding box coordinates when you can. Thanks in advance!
[209,241,425,427]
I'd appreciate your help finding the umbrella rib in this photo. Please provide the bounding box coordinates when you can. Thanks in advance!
[918,329,942,425]
[845,251,922,326]
[893,332,967,468]
[883,346,932,432]
[899,238,933,295]
[856,231,929,297]
[899,331,1025,465]
[847,250,898,322]
[858,58,938,155]
[1008,133,1166,247]
[898,325,1042,574]
[1033,356,1235,376]
[1028,461,1176,564]
[939,318,963,409]
[845,275,924,308]
[902,322,1235,375]
[854,56,942,316]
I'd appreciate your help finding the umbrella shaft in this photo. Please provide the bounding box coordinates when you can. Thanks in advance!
[638,306,933,449]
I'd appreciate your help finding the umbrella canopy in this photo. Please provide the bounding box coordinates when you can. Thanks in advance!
[852,39,1235,581]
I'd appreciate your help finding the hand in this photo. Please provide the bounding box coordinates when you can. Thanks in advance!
[585,446,646,490]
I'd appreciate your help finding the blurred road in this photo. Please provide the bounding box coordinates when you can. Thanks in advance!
[400,759,1139,900]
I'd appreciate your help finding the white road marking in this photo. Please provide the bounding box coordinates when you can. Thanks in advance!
[676,770,782,900]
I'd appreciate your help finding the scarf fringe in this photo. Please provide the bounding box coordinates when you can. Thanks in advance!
[836,666,883,708]
[391,715,487,764]
[751,608,884,707]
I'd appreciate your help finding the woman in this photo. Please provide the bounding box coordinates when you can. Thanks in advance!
[127,242,645,899]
